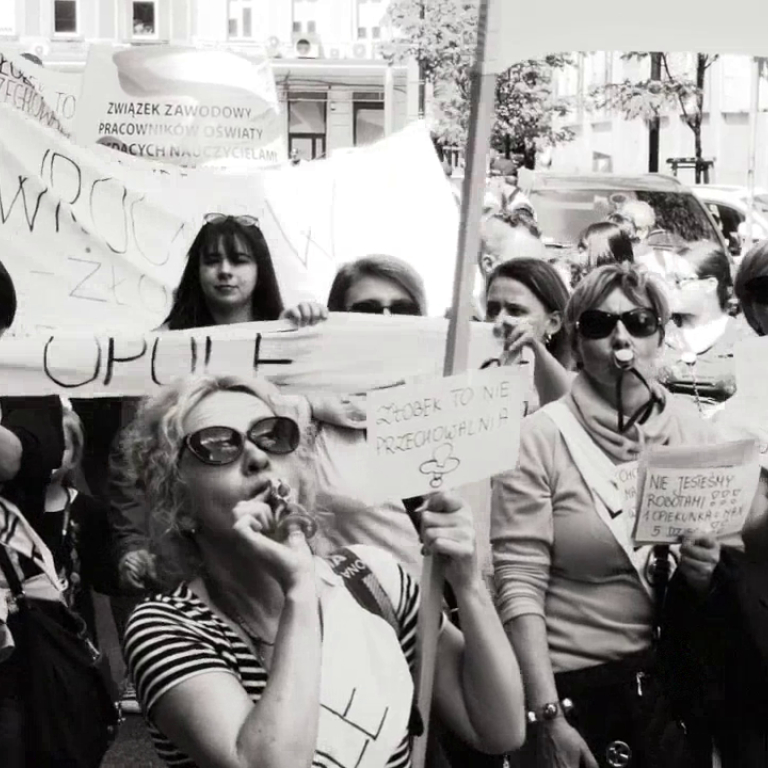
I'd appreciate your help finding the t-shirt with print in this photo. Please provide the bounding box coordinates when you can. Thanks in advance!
[124,545,432,768]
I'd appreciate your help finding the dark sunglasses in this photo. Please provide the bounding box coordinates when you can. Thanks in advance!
[182,417,300,466]
[347,299,421,316]
[204,213,260,228]
[576,308,661,340]
[745,276,768,305]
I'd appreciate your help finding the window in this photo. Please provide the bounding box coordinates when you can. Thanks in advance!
[371,26,380,39]
[132,1,156,36]
[354,97,384,146]
[53,0,77,34]
[357,27,367,39]
[0,3,16,36]
[306,20,316,33]
[288,93,327,161]
[292,20,302,33]
[292,0,316,40]
[356,0,385,44]
[229,0,258,39]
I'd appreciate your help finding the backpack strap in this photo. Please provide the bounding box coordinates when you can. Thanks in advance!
[328,547,399,637]
[328,546,425,739]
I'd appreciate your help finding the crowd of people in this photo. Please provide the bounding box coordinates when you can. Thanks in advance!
[1,161,767,768]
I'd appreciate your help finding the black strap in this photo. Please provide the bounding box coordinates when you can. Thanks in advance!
[0,545,24,598]
[651,543,672,643]
[328,547,399,637]
[328,546,425,738]
[616,367,660,435]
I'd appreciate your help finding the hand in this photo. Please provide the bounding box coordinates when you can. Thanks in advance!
[280,302,328,328]
[493,318,538,365]
[534,718,599,768]
[118,549,156,591]
[678,533,721,594]
[419,492,478,591]
[231,497,316,595]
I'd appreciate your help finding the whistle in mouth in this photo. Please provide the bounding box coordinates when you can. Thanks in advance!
[267,478,317,541]
[613,349,634,370]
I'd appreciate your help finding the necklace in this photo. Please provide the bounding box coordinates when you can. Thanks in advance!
[680,351,703,414]
[202,577,275,660]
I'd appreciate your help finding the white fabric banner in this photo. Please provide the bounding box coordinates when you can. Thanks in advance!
[0,100,459,334]
[0,315,502,398]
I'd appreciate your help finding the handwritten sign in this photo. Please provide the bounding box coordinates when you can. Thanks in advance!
[0,50,79,135]
[0,315,501,398]
[633,440,760,545]
[74,45,285,168]
[365,367,525,501]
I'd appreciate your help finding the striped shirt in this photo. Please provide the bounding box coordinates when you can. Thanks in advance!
[124,546,423,768]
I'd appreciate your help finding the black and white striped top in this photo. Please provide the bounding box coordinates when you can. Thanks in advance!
[124,546,424,768]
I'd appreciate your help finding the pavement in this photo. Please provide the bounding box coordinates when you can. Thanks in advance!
[93,592,165,767]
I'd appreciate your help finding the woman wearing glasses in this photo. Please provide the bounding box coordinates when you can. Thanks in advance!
[120,374,525,768]
[492,264,728,768]
[656,242,756,418]
[327,254,426,317]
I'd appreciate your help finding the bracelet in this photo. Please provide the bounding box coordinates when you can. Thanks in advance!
[526,698,574,724]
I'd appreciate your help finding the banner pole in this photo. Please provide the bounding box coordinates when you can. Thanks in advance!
[410,1,497,766]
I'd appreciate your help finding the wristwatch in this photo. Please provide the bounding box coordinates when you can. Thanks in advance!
[526,698,574,724]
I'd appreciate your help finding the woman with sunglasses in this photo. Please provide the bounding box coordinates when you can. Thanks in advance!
[656,242,756,418]
[119,374,525,768]
[492,264,730,768]
[327,254,426,317]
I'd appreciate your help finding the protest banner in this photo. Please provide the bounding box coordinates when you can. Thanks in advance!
[0,98,458,333]
[0,315,501,398]
[0,49,79,135]
[73,45,286,168]
[633,440,760,545]
[364,366,524,501]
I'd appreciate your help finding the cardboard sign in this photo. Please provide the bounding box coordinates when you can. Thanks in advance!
[633,440,760,544]
[73,45,285,168]
[365,366,525,501]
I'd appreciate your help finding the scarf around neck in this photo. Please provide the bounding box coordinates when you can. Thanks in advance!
[566,371,677,464]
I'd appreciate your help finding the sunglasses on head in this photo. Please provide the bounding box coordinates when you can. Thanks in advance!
[204,213,261,228]
[576,308,661,340]
[347,299,421,316]
[182,417,300,466]
[745,276,768,305]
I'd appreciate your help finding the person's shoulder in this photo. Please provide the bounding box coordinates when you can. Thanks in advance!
[725,313,759,343]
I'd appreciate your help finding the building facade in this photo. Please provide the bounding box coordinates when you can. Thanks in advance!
[0,0,420,159]
[550,52,768,187]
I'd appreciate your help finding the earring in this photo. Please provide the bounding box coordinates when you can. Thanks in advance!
[544,332,552,345]
[177,518,198,536]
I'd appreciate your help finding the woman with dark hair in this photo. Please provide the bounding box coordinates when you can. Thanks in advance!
[657,242,756,417]
[578,222,634,268]
[327,254,426,316]
[733,239,768,336]
[484,258,573,412]
[163,214,284,330]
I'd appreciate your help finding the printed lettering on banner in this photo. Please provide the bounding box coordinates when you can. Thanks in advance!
[73,45,286,168]
[365,366,525,501]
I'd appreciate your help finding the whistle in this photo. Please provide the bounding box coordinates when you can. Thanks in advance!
[267,478,317,541]
[613,348,634,370]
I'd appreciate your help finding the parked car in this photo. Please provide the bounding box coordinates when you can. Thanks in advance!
[692,184,768,258]
[517,171,730,257]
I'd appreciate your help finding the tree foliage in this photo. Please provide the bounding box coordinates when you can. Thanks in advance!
[382,0,574,164]
[589,52,718,175]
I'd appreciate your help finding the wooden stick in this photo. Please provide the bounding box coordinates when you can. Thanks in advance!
[410,1,497,765]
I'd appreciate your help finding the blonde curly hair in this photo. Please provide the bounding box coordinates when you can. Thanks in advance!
[114,374,316,588]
